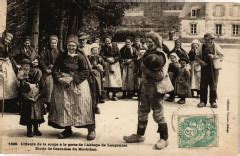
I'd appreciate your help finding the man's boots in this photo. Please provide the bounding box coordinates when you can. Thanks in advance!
[155,123,169,150]
[123,121,146,143]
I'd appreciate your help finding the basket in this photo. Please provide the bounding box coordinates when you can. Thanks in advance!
[213,58,223,70]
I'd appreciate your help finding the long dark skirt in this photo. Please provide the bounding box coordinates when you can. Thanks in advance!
[20,99,45,126]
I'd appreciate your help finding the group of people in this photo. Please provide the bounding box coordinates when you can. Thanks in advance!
[0,30,223,150]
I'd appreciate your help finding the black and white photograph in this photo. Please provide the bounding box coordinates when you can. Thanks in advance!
[0,0,239,155]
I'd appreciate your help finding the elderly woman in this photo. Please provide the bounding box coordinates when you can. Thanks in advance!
[48,35,96,140]
[169,39,188,61]
[100,36,122,101]
[124,32,170,150]
[0,31,18,112]
[188,39,201,98]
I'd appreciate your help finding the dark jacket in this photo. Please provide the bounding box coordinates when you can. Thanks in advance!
[119,45,137,61]
[14,46,38,64]
[52,51,89,85]
[169,47,189,61]
[39,47,62,73]
[100,43,120,64]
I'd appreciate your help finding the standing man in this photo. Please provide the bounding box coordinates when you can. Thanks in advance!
[196,33,223,108]
[39,35,62,111]
[120,38,137,99]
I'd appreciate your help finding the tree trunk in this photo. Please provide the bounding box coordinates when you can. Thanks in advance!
[59,0,65,50]
[31,0,40,52]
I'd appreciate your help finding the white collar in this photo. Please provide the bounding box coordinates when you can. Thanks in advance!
[68,52,78,57]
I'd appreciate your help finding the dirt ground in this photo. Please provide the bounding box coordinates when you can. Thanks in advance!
[0,42,239,155]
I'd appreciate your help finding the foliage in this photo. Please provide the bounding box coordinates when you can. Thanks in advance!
[7,0,133,50]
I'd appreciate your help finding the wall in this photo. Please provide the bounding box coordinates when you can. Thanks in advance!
[180,19,206,38]
[0,0,7,36]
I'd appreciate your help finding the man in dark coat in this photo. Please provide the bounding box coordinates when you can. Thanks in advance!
[196,33,223,108]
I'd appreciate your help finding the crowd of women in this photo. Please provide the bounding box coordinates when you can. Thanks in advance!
[0,30,223,150]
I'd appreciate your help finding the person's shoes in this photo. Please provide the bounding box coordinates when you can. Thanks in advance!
[58,129,73,139]
[155,139,168,150]
[197,102,206,108]
[27,131,34,137]
[95,107,100,114]
[165,97,175,102]
[112,97,118,101]
[177,99,185,104]
[123,134,145,143]
[87,131,96,141]
[210,102,218,108]
[34,129,42,136]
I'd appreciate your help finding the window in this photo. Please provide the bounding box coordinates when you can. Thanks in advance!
[232,25,239,35]
[191,9,197,17]
[215,24,222,35]
[190,24,197,34]
[232,5,240,17]
[214,5,224,17]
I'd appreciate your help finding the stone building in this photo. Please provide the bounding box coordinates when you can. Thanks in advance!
[121,2,184,33]
[179,2,240,41]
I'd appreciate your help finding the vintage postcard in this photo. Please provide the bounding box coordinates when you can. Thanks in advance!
[0,0,239,155]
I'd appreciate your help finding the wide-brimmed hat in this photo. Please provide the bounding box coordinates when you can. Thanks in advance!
[67,35,78,45]
[204,33,215,40]
[21,59,32,65]
[78,32,89,40]
[143,54,165,71]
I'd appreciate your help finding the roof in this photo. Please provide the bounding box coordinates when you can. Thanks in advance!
[179,2,206,18]
[163,10,182,17]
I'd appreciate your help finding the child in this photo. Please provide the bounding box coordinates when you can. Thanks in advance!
[166,53,180,102]
[88,43,106,114]
[175,58,191,104]
[18,59,45,137]
[188,39,201,98]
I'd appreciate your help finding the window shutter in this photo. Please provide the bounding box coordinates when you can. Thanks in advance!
[213,5,216,16]
[230,6,233,16]
[221,5,225,17]
[197,9,200,17]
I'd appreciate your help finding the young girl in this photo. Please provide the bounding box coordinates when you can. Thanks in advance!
[188,39,201,98]
[88,43,106,114]
[18,59,45,137]
[175,58,191,104]
[166,53,180,102]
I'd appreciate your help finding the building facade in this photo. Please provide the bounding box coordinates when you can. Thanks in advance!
[179,2,240,41]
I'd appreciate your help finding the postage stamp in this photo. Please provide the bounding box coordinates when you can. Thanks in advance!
[178,115,218,148]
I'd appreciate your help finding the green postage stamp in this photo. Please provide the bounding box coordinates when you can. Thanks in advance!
[178,115,218,148]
